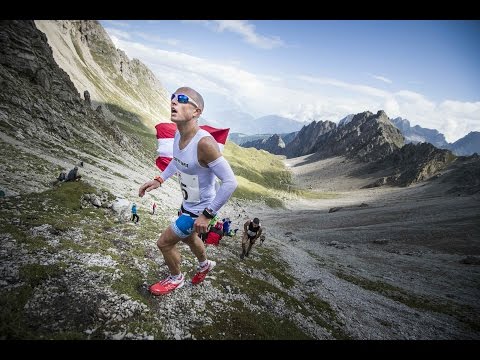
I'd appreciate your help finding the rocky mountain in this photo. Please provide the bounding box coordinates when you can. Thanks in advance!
[363,142,456,188]
[296,111,405,163]
[391,117,448,148]
[447,131,480,156]
[34,20,171,129]
[284,120,337,158]
[242,134,286,155]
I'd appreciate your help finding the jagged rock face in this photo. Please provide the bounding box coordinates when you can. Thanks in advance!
[309,111,404,162]
[281,131,297,145]
[34,20,171,129]
[366,142,456,187]
[391,117,448,148]
[285,120,336,158]
[242,133,286,155]
[0,20,85,142]
[0,20,135,195]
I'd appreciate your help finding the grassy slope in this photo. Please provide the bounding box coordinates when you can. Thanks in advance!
[224,141,338,207]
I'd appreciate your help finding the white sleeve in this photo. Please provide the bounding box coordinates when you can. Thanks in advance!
[159,160,177,182]
[207,156,238,213]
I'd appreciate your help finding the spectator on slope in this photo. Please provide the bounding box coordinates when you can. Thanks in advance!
[138,86,238,295]
[131,202,139,223]
[66,166,81,182]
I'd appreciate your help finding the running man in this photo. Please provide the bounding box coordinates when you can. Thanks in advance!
[139,86,237,295]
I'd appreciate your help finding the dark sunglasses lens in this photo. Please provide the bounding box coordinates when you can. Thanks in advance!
[177,95,189,103]
[171,94,175,100]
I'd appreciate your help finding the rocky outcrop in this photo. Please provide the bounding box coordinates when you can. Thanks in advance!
[242,134,286,155]
[284,120,336,158]
[364,142,456,187]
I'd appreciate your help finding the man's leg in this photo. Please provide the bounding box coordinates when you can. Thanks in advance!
[149,225,185,295]
[240,235,248,259]
[182,232,207,263]
[246,238,256,257]
[183,231,217,285]
[157,226,182,275]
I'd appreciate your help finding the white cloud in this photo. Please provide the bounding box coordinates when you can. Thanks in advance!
[107,35,479,143]
[187,20,285,50]
[372,74,392,84]
[134,32,180,47]
[298,75,390,98]
[104,27,131,41]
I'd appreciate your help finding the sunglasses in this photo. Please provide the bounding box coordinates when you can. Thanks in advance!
[171,93,199,108]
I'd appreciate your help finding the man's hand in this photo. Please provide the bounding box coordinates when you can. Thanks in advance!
[138,180,160,197]
[194,214,211,235]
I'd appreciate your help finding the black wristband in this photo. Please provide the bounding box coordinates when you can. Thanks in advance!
[202,208,215,219]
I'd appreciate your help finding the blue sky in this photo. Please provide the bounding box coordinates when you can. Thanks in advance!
[101,20,480,143]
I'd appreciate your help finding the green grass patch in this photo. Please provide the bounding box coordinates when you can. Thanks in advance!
[0,285,36,339]
[233,176,285,208]
[19,263,66,287]
[225,142,292,190]
[192,300,313,340]
[292,189,339,199]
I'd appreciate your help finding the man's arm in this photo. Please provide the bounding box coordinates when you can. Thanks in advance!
[138,160,178,197]
[241,220,250,239]
[198,136,238,213]
[253,227,263,241]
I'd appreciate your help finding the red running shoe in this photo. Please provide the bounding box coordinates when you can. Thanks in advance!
[149,274,185,295]
[191,260,216,285]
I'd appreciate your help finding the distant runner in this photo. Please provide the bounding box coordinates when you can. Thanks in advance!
[240,217,262,259]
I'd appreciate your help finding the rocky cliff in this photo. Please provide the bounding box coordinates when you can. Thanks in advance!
[284,120,336,158]
[242,133,286,155]
[35,20,171,129]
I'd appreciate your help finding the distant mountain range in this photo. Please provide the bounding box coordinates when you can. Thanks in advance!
[237,113,479,157]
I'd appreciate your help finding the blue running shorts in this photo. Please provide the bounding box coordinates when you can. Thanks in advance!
[171,214,196,238]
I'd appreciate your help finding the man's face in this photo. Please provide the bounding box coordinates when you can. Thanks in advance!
[170,90,200,123]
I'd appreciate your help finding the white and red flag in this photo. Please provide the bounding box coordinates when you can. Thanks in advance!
[155,122,230,171]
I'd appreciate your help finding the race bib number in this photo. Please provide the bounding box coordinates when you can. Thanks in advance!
[178,171,200,203]
[247,230,257,237]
